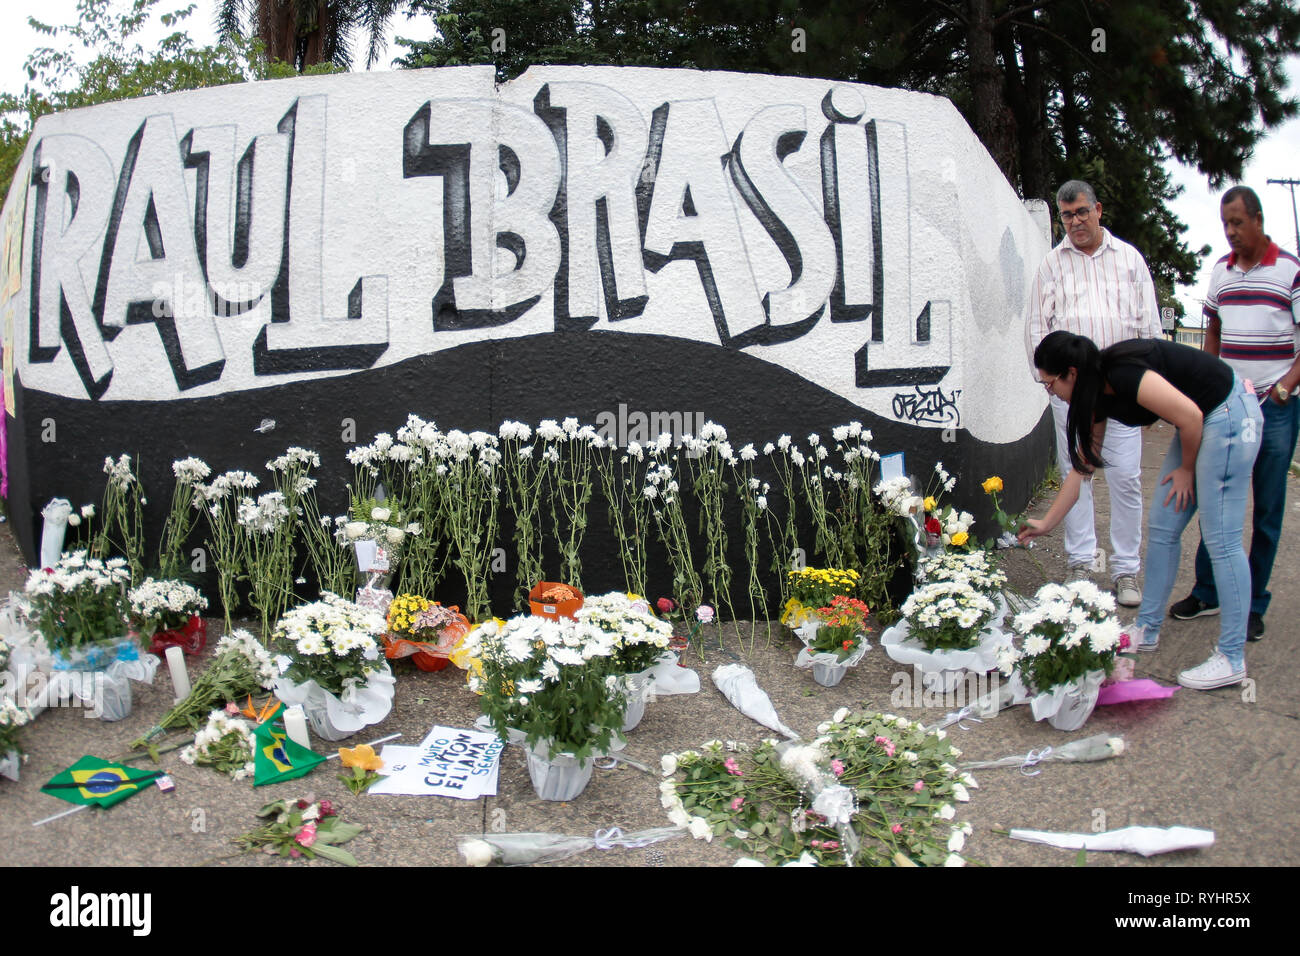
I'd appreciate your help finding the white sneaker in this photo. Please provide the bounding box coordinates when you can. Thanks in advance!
[1127,623,1158,653]
[1114,575,1141,608]
[1178,650,1246,690]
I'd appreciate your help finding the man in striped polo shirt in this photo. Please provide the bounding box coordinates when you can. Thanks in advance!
[1026,180,1162,607]
[1170,186,1300,641]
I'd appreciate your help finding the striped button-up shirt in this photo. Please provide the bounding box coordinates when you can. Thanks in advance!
[1025,228,1162,371]
[1203,241,1300,395]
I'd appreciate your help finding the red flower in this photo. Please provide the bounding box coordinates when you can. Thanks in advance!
[319,800,336,817]
[656,597,676,613]
[842,640,853,650]
[925,516,942,535]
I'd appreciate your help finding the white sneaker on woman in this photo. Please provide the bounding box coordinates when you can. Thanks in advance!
[1177,651,1246,690]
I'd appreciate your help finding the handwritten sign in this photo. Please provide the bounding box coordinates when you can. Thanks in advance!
[369,725,504,799]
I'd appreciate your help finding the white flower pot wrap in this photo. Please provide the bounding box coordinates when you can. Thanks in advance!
[792,626,871,687]
[274,663,396,741]
[0,749,20,782]
[1028,669,1106,731]
[621,671,653,732]
[881,618,1010,693]
[525,740,595,801]
[38,638,159,721]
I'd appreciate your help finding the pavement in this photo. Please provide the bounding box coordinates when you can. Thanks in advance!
[0,416,1297,870]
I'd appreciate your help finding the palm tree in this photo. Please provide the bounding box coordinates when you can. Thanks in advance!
[216,1,406,72]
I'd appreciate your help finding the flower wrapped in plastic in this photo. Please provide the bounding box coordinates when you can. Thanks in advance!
[882,580,1007,693]
[383,594,470,672]
[128,578,209,656]
[458,827,685,866]
[959,733,1125,774]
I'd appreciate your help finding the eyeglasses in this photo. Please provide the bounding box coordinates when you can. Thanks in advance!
[1039,375,1059,391]
[1059,207,1094,224]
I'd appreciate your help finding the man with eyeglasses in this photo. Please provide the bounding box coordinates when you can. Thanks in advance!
[1025,179,1162,607]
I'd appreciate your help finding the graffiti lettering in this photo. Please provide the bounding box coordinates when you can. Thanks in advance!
[891,384,961,427]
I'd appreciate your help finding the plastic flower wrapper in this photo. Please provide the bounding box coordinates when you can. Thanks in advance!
[457,827,684,866]
[1007,825,1214,858]
[711,664,798,739]
[959,733,1125,773]
[773,739,862,863]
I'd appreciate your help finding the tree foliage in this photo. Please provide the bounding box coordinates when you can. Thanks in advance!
[216,0,406,71]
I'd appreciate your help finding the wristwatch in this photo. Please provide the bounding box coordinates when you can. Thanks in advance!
[1275,383,1290,403]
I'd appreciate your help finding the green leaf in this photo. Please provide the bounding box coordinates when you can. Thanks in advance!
[314,822,363,845]
[1075,848,1087,867]
[310,844,359,866]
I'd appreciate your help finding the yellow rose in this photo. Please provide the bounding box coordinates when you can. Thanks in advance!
[981,476,1004,494]
[951,531,969,547]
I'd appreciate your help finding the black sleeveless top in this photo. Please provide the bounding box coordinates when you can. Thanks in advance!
[1096,339,1234,426]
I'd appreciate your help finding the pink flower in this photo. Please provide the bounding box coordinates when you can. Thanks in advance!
[913,780,924,792]
[1119,632,1132,651]
[225,702,241,716]
[891,824,902,834]
[724,757,743,777]
[874,735,896,758]
[295,821,318,848]
[730,796,745,811]
[319,800,336,817]
[830,759,845,777]
[696,605,715,624]
[289,847,302,858]
[822,840,840,851]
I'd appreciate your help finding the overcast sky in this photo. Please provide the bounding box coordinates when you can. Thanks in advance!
[3,0,1297,325]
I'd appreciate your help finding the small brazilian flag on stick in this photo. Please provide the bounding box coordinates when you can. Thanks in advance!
[253,702,324,787]
[41,756,163,807]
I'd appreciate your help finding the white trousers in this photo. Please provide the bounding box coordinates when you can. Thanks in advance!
[1050,395,1143,578]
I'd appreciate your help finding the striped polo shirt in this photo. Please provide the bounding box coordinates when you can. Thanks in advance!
[1203,241,1300,394]
[1025,227,1162,372]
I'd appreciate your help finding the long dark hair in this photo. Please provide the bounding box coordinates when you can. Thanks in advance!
[1034,330,1106,474]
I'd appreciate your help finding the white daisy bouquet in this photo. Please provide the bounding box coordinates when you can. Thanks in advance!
[271,593,387,697]
[23,551,131,651]
[916,550,1007,601]
[997,581,1122,692]
[128,578,208,639]
[573,591,673,674]
[462,614,626,758]
[899,580,998,651]
[179,708,256,780]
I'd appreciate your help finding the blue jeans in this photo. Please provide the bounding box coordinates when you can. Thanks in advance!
[1190,391,1300,617]
[1134,380,1263,667]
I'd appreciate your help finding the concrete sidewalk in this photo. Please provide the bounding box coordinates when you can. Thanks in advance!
[0,416,1296,868]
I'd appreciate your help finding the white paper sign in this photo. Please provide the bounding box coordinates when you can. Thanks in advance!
[879,452,905,482]
[368,725,504,799]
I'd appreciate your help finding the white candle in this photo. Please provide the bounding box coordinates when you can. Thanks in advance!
[165,645,191,702]
[282,706,310,749]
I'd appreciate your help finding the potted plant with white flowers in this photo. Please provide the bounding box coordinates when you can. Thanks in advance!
[462,614,626,800]
[916,549,1010,626]
[128,578,209,656]
[997,581,1122,731]
[882,579,1006,692]
[574,592,673,731]
[270,593,394,741]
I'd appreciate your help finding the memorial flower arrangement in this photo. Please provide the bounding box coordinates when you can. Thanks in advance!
[807,595,871,661]
[157,456,211,579]
[898,580,998,651]
[90,454,147,583]
[130,629,279,749]
[573,591,673,674]
[127,578,208,640]
[997,581,1122,692]
[179,709,256,780]
[235,796,364,866]
[659,708,975,866]
[916,550,1008,601]
[23,551,131,651]
[271,593,387,697]
[0,696,30,766]
[462,614,626,758]
[383,593,470,671]
[783,567,860,626]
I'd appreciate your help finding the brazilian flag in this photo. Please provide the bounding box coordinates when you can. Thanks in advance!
[253,703,324,787]
[41,756,163,807]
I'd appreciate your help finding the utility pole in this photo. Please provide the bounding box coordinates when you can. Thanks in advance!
[1267,178,1300,255]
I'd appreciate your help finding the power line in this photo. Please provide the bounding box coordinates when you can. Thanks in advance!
[1267,178,1300,256]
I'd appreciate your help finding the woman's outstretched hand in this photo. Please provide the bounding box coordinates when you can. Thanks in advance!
[1161,465,1195,511]
[1018,518,1049,545]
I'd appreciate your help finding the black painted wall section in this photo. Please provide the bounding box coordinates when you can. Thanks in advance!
[7,332,1054,614]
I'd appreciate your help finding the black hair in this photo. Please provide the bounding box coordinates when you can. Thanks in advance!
[1221,185,1262,218]
[1034,330,1107,473]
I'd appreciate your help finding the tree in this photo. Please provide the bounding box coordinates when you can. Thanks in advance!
[391,0,1299,292]
[216,0,408,71]
[0,0,339,198]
